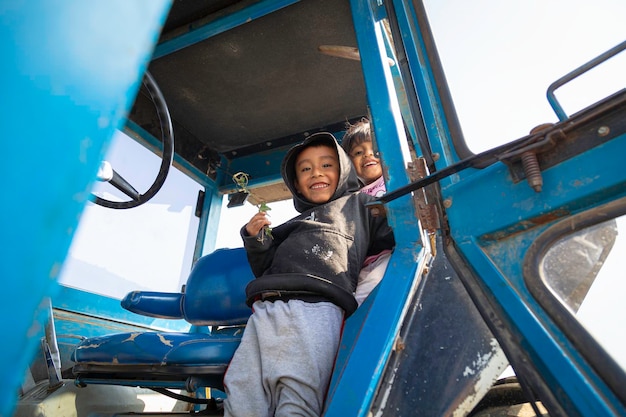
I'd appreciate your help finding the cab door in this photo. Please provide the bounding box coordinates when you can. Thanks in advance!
[389,0,626,415]
[327,0,626,416]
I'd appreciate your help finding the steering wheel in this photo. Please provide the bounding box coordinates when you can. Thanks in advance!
[92,70,174,209]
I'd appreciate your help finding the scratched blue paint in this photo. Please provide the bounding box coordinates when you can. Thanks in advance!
[0,1,171,415]
[442,134,626,415]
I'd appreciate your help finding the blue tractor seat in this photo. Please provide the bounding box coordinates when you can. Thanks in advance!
[71,247,254,394]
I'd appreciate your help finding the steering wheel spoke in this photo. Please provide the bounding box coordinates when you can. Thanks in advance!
[91,71,174,209]
[109,169,140,201]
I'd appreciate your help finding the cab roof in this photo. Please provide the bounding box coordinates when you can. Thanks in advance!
[129,0,368,185]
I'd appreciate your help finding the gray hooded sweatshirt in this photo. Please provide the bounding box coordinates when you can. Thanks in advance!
[242,132,395,316]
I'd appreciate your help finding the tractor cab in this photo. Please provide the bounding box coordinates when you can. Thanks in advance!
[4,1,626,416]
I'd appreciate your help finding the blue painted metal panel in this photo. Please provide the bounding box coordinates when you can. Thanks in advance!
[0,1,171,415]
[445,137,626,241]
[443,134,626,415]
[325,250,423,416]
[153,0,300,59]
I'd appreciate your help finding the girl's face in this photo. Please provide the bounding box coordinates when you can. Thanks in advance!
[349,141,382,184]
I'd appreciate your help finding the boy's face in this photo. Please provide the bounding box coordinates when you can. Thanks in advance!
[348,141,382,184]
[294,144,340,204]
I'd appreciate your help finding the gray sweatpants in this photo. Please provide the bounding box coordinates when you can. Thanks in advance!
[223,299,343,417]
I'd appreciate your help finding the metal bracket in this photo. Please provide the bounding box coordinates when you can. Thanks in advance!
[408,158,440,233]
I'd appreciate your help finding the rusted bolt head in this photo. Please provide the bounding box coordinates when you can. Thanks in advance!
[597,126,610,137]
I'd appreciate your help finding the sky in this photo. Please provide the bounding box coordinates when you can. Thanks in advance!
[61,0,626,373]
[424,0,626,153]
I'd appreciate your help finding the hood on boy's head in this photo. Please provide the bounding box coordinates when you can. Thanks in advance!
[282,132,361,213]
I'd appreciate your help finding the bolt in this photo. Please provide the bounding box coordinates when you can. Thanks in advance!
[597,126,610,137]
[521,151,543,192]
[394,337,406,351]
[443,198,452,208]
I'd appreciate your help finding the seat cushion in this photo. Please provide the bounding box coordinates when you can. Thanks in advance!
[72,331,242,367]
[183,248,255,326]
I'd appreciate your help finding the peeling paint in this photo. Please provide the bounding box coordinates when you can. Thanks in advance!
[372,364,398,417]
[77,343,102,350]
[453,339,509,417]
[462,349,494,377]
[463,366,475,376]
[157,333,174,347]
[122,333,141,343]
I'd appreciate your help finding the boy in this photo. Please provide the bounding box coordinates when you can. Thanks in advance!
[341,118,392,305]
[223,132,394,416]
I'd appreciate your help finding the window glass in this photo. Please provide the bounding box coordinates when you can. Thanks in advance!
[541,216,626,370]
[59,131,201,298]
[424,0,626,153]
[215,197,299,250]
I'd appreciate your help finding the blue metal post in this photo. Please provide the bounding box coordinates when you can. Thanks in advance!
[324,1,423,415]
[0,1,171,415]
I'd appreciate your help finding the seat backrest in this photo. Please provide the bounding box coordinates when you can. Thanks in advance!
[183,247,254,326]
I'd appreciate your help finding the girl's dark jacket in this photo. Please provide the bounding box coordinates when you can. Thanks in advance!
[241,132,395,316]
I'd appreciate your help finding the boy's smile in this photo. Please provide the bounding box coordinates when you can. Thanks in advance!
[294,145,340,204]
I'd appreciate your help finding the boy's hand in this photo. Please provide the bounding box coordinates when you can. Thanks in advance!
[245,211,271,237]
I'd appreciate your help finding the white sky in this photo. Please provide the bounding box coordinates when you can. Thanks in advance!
[424,0,626,153]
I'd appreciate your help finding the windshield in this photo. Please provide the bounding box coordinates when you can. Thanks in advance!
[59,131,201,298]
